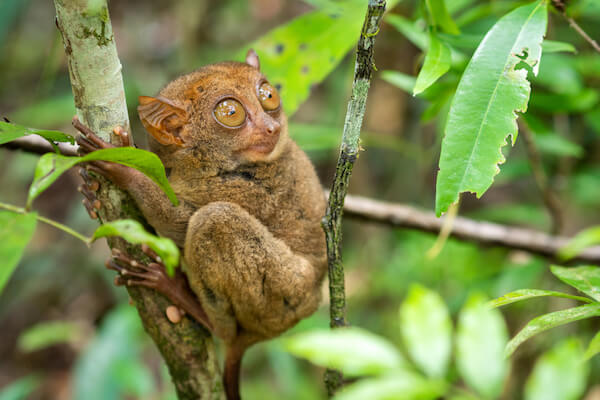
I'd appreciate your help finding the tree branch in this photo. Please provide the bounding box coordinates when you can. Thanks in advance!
[322,0,386,395]
[52,1,222,398]
[551,0,600,53]
[341,193,600,264]
[3,138,597,265]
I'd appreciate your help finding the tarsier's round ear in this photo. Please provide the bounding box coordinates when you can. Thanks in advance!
[245,49,260,70]
[138,96,188,146]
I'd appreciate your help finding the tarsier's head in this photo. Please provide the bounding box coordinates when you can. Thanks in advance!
[137,50,288,170]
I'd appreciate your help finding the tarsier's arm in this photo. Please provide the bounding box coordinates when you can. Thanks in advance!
[75,118,194,247]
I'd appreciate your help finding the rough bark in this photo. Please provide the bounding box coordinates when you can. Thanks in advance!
[322,0,386,395]
[53,1,223,398]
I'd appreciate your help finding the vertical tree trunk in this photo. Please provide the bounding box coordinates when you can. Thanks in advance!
[53,1,223,398]
[323,0,386,395]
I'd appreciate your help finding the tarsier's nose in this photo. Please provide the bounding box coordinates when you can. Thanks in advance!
[263,117,281,137]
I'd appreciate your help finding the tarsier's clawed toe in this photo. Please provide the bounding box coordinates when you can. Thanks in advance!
[106,248,167,290]
[78,168,101,219]
[106,248,184,324]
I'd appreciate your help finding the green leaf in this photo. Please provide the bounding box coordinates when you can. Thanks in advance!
[386,14,428,50]
[381,70,416,93]
[550,265,600,302]
[524,339,589,400]
[18,320,83,352]
[558,228,600,262]
[0,121,74,145]
[541,40,576,54]
[399,284,452,378]
[27,148,177,209]
[0,375,41,400]
[413,33,452,95]
[333,372,447,400]
[489,289,593,308]
[435,1,548,216]
[92,220,180,276]
[584,331,600,360]
[0,211,37,293]
[425,0,460,35]
[284,327,405,377]
[240,0,400,116]
[506,304,600,357]
[456,293,508,399]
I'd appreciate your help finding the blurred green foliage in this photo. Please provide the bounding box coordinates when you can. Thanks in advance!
[1,0,600,399]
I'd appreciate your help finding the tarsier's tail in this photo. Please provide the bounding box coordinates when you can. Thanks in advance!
[224,345,244,400]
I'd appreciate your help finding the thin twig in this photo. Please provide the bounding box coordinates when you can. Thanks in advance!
[552,0,600,53]
[564,13,600,53]
[322,0,386,395]
[3,135,78,156]
[520,125,564,234]
[0,201,91,244]
[340,193,600,264]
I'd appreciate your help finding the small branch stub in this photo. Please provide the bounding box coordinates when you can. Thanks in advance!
[322,0,386,396]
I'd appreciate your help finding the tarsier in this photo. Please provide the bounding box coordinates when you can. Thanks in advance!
[75,50,327,400]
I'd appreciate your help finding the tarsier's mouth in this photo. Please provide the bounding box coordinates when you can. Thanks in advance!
[245,136,280,154]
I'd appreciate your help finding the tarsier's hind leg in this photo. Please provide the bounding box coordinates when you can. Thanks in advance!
[183,201,323,342]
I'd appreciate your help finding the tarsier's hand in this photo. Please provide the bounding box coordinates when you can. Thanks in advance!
[73,116,136,202]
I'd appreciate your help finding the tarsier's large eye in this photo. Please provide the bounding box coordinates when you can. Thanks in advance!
[258,82,280,111]
[214,99,246,127]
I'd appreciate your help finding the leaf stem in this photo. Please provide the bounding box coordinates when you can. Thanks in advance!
[0,201,91,245]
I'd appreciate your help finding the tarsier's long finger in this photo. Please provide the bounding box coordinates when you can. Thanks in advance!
[113,126,131,147]
[76,134,98,154]
[111,250,146,271]
[78,168,100,191]
[72,116,112,149]
[141,244,162,264]
[78,183,101,206]
[82,198,98,219]
[85,163,114,180]
[105,258,124,273]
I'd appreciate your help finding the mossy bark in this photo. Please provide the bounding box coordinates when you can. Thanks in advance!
[53,1,223,398]
[322,0,386,396]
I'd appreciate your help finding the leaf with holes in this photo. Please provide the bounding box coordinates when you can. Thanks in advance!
[435,1,548,216]
[92,220,180,276]
[27,148,177,209]
[240,0,400,115]
[0,211,37,294]
[0,121,74,145]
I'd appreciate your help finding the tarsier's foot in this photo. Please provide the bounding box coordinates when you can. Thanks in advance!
[106,245,213,330]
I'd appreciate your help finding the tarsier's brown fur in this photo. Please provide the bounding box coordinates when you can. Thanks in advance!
[77,51,327,400]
